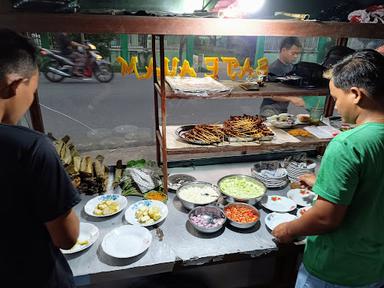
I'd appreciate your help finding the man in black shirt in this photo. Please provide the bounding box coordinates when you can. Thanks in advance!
[0,29,80,288]
[260,37,305,116]
[56,32,86,77]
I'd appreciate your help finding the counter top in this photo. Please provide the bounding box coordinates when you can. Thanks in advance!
[67,161,311,285]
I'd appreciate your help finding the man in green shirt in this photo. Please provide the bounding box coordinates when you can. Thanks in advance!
[273,50,384,287]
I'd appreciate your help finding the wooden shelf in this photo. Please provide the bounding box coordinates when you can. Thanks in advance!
[1,13,384,38]
[158,125,330,156]
[155,81,328,100]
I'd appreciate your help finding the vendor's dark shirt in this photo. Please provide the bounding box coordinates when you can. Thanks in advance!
[269,58,293,77]
[260,58,293,115]
[0,124,81,288]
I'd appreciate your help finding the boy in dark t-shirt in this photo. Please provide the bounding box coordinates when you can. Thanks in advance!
[0,29,81,288]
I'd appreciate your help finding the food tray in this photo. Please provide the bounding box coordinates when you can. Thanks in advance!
[225,136,259,142]
[225,129,275,142]
[175,125,222,145]
[166,76,232,97]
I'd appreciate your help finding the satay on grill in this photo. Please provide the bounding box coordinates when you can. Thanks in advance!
[223,114,274,139]
[183,124,225,144]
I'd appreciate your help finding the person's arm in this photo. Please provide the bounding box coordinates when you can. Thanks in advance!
[46,209,79,249]
[274,139,358,243]
[299,173,316,188]
[269,96,305,107]
[30,136,82,249]
[272,196,348,243]
[376,44,384,55]
[70,40,87,49]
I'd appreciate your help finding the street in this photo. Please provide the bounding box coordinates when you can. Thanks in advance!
[38,74,306,151]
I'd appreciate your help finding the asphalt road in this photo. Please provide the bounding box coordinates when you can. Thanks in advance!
[38,74,306,151]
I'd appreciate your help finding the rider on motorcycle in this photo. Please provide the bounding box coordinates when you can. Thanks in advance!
[55,32,87,77]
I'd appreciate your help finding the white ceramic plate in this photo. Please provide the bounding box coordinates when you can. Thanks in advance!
[269,120,295,129]
[84,194,128,217]
[61,223,99,254]
[267,114,296,128]
[124,200,168,227]
[101,225,152,258]
[287,189,317,207]
[261,195,297,213]
[253,168,287,179]
[297,206,312,217]
[265,212,298,231]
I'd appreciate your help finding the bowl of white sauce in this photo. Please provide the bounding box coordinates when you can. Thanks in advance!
[176,181,221,210]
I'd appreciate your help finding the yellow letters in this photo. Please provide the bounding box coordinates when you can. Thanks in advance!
[238,57,255,80]
[204,57,219,79]
[179,60,197,77]
[141,58,153,79]
[221,57,240,80]
[256,57,268,77]
[116,56,267,80]
[116,56,142,79]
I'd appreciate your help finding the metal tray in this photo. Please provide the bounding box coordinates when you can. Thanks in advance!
[224,128,274,142]
[225,136,259,142]
[168,174,197,191]
[175,125,223,145]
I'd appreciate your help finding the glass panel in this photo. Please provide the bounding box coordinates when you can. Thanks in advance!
[34,32,154,155]
[347,38,384,51]
[27,32,334,159]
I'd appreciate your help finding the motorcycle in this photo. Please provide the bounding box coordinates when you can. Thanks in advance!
[40,42,114,83]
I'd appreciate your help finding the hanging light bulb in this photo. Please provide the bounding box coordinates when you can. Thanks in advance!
[239,0,265,14]
[219,0,266,18]
[183,0,205,13]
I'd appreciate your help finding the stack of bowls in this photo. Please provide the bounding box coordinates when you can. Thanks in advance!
[251,167,288,189]
[286,160,316,182]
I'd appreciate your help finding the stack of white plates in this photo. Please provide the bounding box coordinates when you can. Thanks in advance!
[251,168,289,188]
[286,160,316,182]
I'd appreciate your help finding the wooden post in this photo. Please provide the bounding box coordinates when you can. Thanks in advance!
[152,35,161,166]
[159,35,168,193]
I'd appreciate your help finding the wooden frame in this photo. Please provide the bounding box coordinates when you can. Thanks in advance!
[1,12,383,188]
[1,13,384,38]
[1,11,382,287]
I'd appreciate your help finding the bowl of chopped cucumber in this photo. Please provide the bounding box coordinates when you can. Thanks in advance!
[217,174,266,205]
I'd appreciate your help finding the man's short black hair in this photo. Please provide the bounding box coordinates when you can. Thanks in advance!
[279,37,302,52]
[332,49,384,104]
[0,29,37,80]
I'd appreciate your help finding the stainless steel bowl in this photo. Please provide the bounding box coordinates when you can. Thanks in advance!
[168,174,196,191]
[224,202,260,229]
[217,174,267,205]
[176,181,221,210]
[188,206,226,233]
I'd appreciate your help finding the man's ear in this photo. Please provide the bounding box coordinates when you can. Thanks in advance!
[2,78,23,100]
[349,87,364,105]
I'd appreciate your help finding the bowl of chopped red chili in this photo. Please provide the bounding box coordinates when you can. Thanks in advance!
[224,202,260,229]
